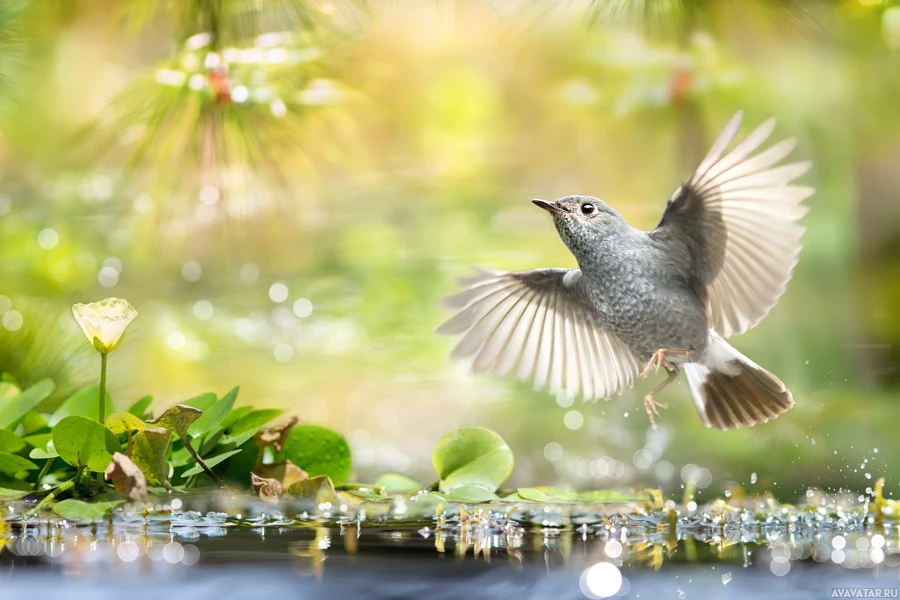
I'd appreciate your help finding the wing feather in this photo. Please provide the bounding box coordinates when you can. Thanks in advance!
[652,112,812,337]
[439,269,641,400]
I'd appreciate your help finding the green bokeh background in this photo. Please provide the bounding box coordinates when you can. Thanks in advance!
[1,0,898,502]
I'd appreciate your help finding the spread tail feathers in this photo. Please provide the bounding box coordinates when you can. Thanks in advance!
[684,332,793,430]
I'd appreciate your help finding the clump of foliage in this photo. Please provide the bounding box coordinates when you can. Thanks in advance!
[0,297,655,523]
[0,374,356,517]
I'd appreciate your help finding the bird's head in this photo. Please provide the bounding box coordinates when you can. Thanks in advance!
[532,195,625,256]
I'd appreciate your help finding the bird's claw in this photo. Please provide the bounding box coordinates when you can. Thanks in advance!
[640,349,676,379]
[644,394,669,429]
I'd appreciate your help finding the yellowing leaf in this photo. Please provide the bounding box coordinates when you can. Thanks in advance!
[128,427,171,486]
[148,404,202,439]
[106,412,146,435]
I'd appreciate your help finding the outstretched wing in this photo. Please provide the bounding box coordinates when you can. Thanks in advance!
[437,268,642,400]
[651,112,813,338]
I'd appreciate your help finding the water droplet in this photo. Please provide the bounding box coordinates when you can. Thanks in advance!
[750,472,758,484]
[722,572,732,586]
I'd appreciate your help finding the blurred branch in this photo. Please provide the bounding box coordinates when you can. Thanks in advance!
[75,26,360,239]
[117,0,368,43]
[543,0,832,41]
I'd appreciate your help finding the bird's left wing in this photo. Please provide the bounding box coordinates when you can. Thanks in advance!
[651,112,813,338]
[438,268,642,400]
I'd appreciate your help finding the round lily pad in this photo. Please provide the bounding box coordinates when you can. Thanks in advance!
[432,426,514,494]
[280,424,352,486]
[52,415,119,473]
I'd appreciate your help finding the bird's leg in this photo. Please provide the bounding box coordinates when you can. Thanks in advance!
[640,348,691,378]
[643,362,681,430]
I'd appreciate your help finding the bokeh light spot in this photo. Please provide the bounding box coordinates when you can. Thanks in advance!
[293,298,313,318]
[37,228,59,249]
[117,540,140,563]
[240,263,260,283]
[563,410,584,430]
[193,300,214,321]
[274,343,294,363]
[98,266,119,288]
[269,282,289,303]
[543,441,563,462]
[181,261,202,282]
[1,310,24,331]
[580,561,622,598]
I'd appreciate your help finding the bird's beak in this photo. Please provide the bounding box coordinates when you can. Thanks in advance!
[532,199,567,216]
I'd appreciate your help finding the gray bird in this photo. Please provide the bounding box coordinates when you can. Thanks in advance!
[438,112,812,429]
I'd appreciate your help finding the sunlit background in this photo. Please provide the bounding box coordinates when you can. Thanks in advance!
[1,0,899,501]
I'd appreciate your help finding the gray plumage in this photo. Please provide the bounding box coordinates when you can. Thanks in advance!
[438,112,812,429]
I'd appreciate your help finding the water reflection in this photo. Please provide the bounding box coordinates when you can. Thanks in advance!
[1,494,898,585]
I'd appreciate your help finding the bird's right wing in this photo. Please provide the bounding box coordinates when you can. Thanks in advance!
[651,112,813,338]
[437,268,642,400]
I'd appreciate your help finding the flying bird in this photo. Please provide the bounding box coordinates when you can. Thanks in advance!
[438,112,812,429]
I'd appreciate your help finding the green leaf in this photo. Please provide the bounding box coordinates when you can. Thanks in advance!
[148,404,202,439]
[128,427,171,486]
[280,424,352,486]
[0,487,31,501]
[49,384,112,426]
[217,427,260,450]
[52,416,119,472]
[106,412,146,435]
[375,473,422,494]
[53,498,124,523]
[229,409,283,435]
[180,448,242,478]
[19,410,48,435]
[442,485,498,503]
[28,436,58,459]
[29,448,58,459]
[0,379,55,429]
[0,429,25,453]
[182,391,217,412]
[127,395,153,418]
[409,491,450,506]
[577,489,641,503]
[188,386,238,438]
[286,475,337,502]
[432,427,514,495]
[0,452,38,475]
[517,487,579,503]
[219,405,253,430]
[343,489,392,502]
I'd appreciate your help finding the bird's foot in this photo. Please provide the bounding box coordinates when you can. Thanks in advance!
[644,394,669,430]
[640,349,676,379]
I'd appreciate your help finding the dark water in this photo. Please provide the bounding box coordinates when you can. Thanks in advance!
[2,495,898,599]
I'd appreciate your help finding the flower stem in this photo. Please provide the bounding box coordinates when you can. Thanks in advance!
[98,352,108,425]
[182,437,225,489]
[95,352,109,487]
[26,475,77,518]
[33,456,55,490]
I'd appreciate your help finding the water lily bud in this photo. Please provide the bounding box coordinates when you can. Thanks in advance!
[72,298,138,354]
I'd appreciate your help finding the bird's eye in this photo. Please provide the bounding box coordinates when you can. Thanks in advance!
[581,203,596,216]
